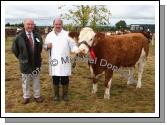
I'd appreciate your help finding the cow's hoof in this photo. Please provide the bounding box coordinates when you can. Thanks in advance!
[104,94,110,99]
[136,84,141,88]
[91,90,97,94]
[92,84,97,94]
[127,80,132,85]
[127,77,135,85]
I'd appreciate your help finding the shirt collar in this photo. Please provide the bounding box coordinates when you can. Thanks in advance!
[25,31,33,36]
[54,29,64,35]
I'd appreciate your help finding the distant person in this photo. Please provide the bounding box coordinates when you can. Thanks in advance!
[12,18,43,104]
[34,24,39,32]
[16,27,23,35]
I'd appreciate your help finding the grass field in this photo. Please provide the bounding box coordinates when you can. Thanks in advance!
[5,36,155,113]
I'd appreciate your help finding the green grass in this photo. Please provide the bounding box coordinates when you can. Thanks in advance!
[5,36,155,113]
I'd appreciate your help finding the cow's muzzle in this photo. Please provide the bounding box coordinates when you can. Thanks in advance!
[78,41,91,49]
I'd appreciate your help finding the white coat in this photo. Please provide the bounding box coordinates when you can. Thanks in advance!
[44,29,79,76]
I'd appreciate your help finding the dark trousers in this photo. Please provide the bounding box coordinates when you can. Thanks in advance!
[52,76,69,85]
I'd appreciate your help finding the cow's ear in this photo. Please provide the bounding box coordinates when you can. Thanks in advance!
[68,32,79,38]
[93,32,105,46]
[95,32,105,40]
[68,31,79,42]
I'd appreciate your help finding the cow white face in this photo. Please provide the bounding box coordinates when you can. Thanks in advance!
[78,27,95,54]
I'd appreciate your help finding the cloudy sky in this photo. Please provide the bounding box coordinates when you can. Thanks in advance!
[5,4,155,26]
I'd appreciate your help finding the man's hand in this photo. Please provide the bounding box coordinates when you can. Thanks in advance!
[47,43,52,49]
[74,48,80,54]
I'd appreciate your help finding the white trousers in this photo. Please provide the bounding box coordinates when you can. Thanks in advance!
[22,73,40,99]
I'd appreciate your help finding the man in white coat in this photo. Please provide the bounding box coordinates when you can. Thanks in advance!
[44,17,80,101]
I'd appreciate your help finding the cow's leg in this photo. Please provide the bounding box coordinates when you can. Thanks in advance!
[151,34,155,46]
[151,39,154,46]
[127,67,135,84]
[104,71,113,99]
[92,77,98,94]
[136,48,146,88]
[90,65,98,94]
[137,60,145,88]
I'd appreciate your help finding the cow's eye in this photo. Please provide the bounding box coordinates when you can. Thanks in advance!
[90,38,93,41]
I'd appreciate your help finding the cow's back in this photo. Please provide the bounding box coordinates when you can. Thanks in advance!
[94,33,149,67]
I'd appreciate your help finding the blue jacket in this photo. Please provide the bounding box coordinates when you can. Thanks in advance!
[12,30,43,74]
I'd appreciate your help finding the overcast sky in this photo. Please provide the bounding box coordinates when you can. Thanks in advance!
[5,5,155,26]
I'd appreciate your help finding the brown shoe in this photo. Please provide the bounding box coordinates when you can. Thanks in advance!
[23,98,30,104]
[34,97,43,103]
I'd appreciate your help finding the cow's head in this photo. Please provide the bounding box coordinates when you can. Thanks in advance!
[78,27,96,54]
[141,31,153,42]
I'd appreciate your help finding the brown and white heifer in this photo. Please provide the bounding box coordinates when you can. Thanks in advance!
[78,27,150,99]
